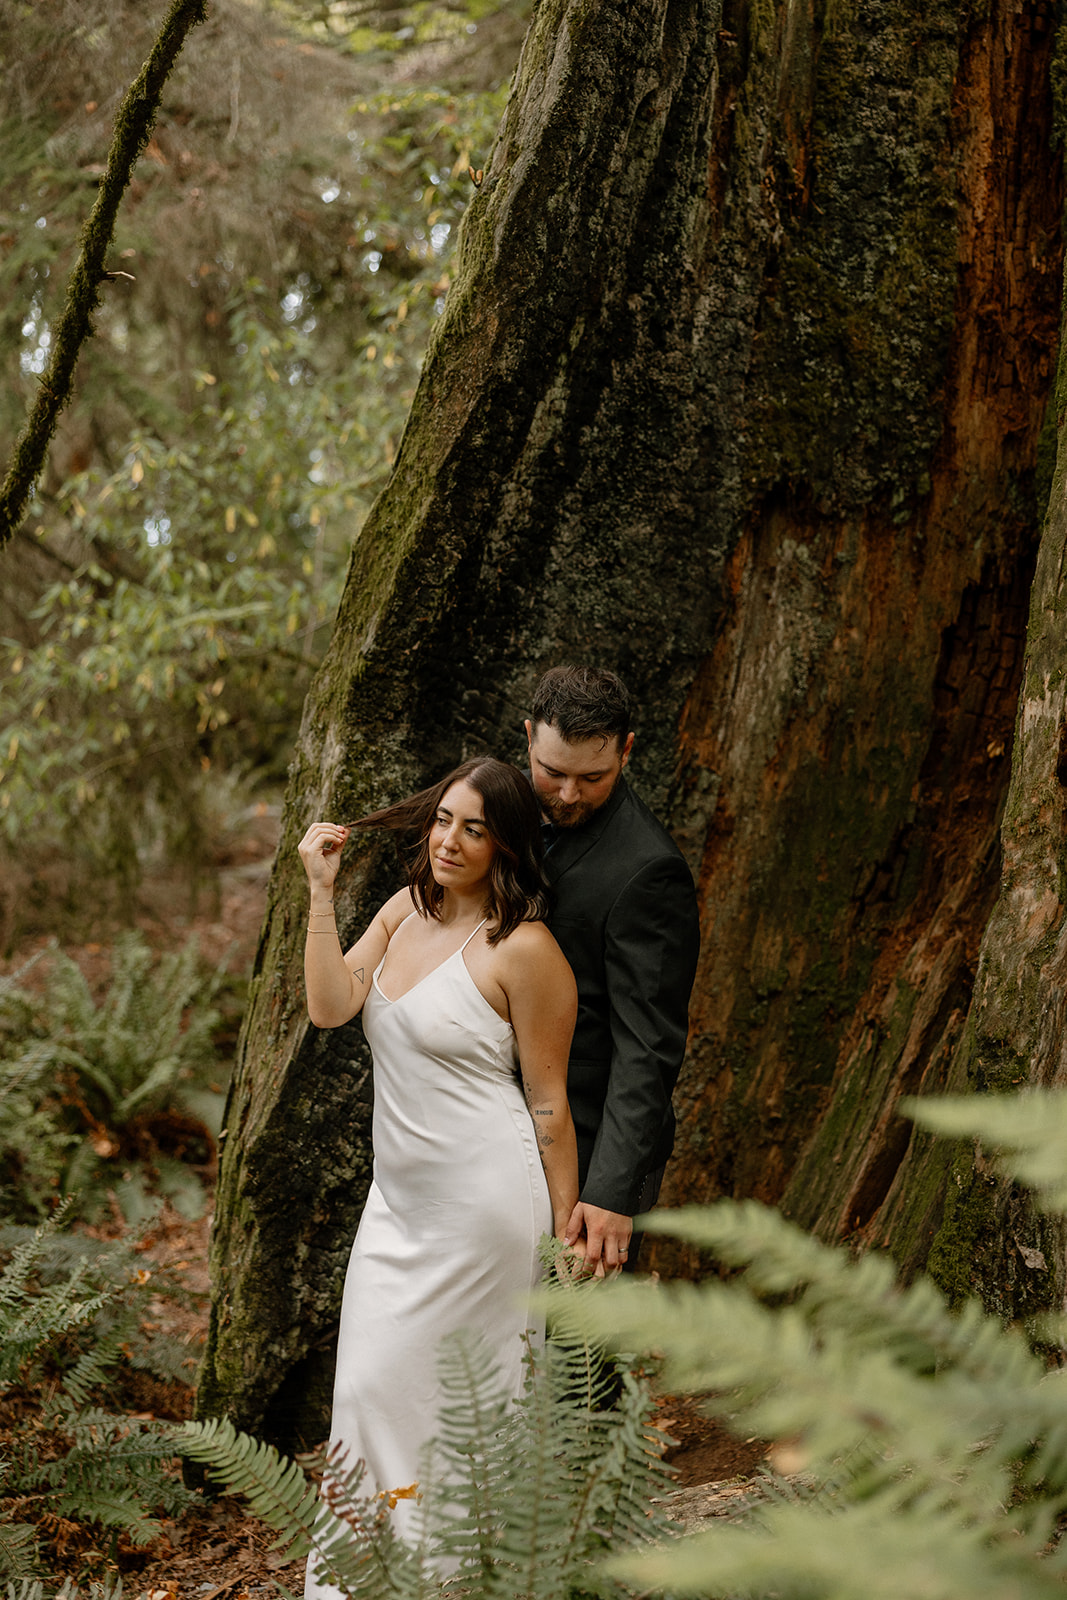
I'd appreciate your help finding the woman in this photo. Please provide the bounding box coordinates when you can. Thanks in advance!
[299,757,579,1587]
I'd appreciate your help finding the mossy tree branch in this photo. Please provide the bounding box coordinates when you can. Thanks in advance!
[0,0,209,549]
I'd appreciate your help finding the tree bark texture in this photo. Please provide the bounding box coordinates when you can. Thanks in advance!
[913,320,1067,1322]
[198,0,1063,1445]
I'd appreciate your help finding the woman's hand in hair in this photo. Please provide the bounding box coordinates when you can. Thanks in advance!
[298,822,350,894]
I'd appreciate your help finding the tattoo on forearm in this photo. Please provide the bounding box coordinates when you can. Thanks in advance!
[530,1104,555,1153]
[523,1079,563,1156]
[354,967,365,984]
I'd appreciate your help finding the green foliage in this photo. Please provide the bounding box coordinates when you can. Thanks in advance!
[0,1209,195,1580]
[0,1,510,899]
[1,317,348,867]
[560,1093,1067,1600]
[0,933,224,1223]
[180,1260,672,1598]
[275,0,530,83]
[906,1089,1067,1214]
[2,1584,122,1600]
[0,957,80,1226]
[0,0,209,546]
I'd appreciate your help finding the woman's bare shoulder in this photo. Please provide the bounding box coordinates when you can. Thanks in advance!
[498,917,553,949]
[378,886,417,936]
[496,918,572,972]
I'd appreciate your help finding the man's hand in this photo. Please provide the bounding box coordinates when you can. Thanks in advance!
[564,1201,633,1276]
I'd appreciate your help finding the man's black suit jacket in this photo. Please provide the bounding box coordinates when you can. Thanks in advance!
[543,778,700,1216]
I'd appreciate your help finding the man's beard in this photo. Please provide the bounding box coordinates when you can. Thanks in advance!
[540,793,597,828]
[537,772,622,830]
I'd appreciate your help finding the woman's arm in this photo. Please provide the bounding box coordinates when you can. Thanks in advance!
[298,822,409,1027]
[500,926,580,1238]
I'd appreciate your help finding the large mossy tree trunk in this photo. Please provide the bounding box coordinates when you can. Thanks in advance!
[197,0,1063,1446]
[902,320,1067,1322]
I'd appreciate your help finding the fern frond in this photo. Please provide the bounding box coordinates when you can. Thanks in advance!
[0,1284,114,1389]
[176,1416,322,1561]
[0,1211,199,1553]
[0,943,53,1000]
[430,1299,674,1600]
[0,1202,77,1307]
[15,1410,193,1540]
[48,1327,126,1409]
[311,1447,428,1599]
[0,1516,41,1582]
[905,1089,1067,1214]
[0,1210,117,1391]
[6,1575,128,1598]
[180,1419,427,1599]
[569,1270,1044,1536]
[611,1493,1067,1600]
[423,1329,510,1572]
[183,1314,670,1600]
[641,1199,1037,1385]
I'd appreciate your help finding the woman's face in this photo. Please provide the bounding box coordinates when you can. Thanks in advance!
[428,779,496,894]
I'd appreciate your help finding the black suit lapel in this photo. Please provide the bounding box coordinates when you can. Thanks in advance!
[545,780,629,884]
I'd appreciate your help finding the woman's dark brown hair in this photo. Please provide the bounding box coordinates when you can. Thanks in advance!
[352,758,550,945]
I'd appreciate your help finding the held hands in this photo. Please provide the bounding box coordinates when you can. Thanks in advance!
[563,1201,633,1278]
[298,822,350,893]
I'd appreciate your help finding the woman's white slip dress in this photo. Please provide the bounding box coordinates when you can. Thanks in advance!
[303,917,551,1598]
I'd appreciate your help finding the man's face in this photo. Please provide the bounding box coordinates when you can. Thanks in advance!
[525,719,634,828]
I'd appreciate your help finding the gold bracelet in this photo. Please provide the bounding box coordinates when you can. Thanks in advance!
[308,910,336,917]
[307,928,339,934]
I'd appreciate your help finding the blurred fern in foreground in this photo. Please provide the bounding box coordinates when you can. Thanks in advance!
[562,1089,1067,1600]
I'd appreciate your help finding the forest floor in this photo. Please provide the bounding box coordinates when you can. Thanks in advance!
[123,1207,767,1600]
[4,801,766,1596]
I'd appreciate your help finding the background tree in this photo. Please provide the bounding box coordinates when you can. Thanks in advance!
[0,0,208,547]
[0,0,507,934]
[200,0,1066,1446]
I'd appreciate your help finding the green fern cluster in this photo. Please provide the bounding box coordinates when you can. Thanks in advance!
[0,931,225,1222]
[0,1209,196,1580]
[3,1579,123,1599]
[559,1089,1067,1600]
[179,1254,673,1598]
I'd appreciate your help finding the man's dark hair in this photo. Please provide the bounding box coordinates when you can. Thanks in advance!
[530,666,632,747]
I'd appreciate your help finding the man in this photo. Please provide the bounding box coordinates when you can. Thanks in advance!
[525,666,700,1273]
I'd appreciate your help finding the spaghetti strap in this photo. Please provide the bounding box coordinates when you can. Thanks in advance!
[458,917,488,955]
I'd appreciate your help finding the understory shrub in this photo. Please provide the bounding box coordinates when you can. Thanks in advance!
[0,933,227,1223]
[0,1208,197,1582]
